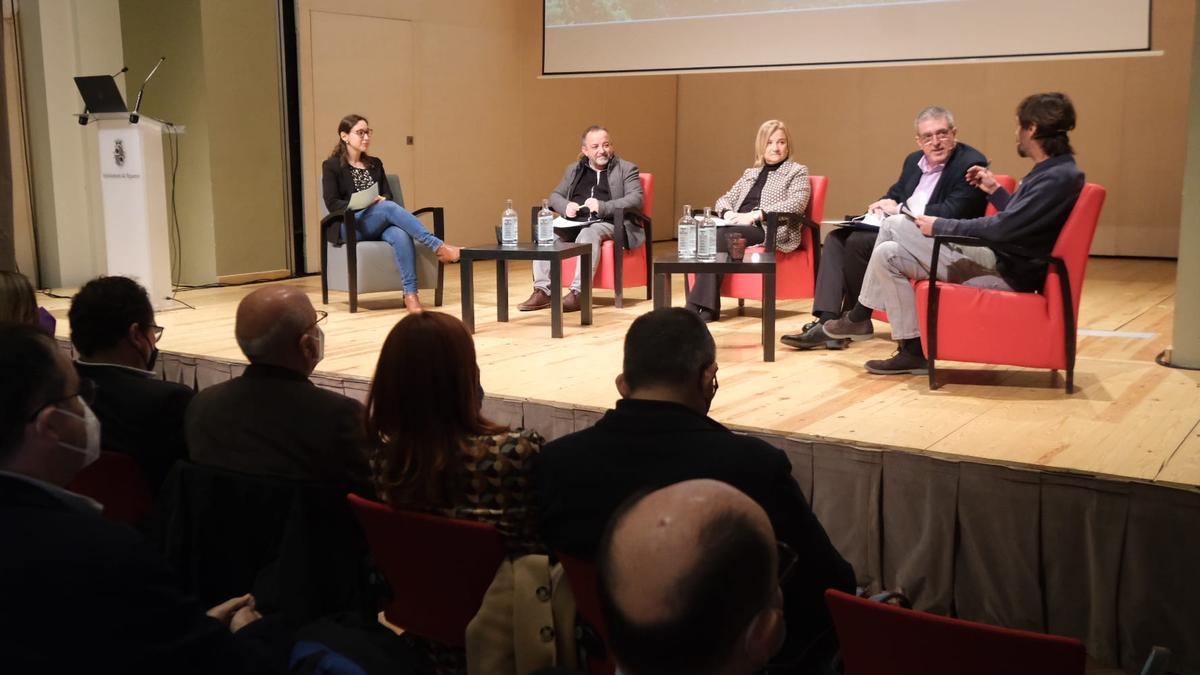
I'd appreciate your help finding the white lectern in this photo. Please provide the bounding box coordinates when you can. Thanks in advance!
[88,112,172,310]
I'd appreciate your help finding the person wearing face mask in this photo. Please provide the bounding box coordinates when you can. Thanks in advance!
[597,480,788,675]
[687,119,811,323]
[519,125,646,313]
[534,308,854,672]
[0,322,291,673]
[185,285,370,492]
[69,275,194,494]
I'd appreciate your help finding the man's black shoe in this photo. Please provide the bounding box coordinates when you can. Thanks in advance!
[781,322,849,350]
[864,350,929,375]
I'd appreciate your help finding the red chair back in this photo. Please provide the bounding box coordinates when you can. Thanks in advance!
[1046,183,1106,324]
[985,174,1017,216]
[558,552,616,675]
[639,172,654,217]
[826,589,1086,675]
[346,494,506,647]
[67,451,153,524]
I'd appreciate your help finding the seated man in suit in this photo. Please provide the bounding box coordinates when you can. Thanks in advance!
[186,285,370,492]
[822,92,1086,375]
[782,106,989,350]
[535,308,855,671]
[598,479,788,675]
[518,125,645,313]
[69,275,193,493]
[0,322,287,673]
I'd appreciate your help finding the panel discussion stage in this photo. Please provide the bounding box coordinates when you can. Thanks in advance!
[42,256,1200,673]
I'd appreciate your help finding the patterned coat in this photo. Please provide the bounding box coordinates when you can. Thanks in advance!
[715,160,811,253]
[440,427,545,557]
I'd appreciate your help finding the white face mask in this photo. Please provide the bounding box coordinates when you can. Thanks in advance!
[315,327,325,364]
[52,398,101,467]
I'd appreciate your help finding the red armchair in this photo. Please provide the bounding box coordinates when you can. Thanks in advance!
[915,183,1106,393]
[872,174,1016,325]
[346,494,506,647]
[67,451,153,525]
[557,552,616,675]
[719,175,828,311]
[825,589,1086,675]
[550,172,654,308]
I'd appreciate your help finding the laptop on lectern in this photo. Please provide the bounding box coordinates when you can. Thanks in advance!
[73,75,128,113]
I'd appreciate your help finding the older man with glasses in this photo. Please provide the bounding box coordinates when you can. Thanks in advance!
[782,106,990,351]
[69,275,194,494]
[185,285,371,492]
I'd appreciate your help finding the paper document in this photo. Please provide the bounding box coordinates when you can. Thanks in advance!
[553,215,603,229]
[348,182,379,211]
[823,211,884,230]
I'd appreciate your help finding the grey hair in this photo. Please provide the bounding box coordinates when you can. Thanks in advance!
[914,106,955,130]
[236,303,311,362]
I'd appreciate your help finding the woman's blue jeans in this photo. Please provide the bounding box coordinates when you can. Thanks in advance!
[344,200,444,294]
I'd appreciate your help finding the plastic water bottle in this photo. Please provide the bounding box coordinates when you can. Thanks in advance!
[677,204,696,259]
[697,206,717,262]
[537,199,555,247]
[501,199,519,247]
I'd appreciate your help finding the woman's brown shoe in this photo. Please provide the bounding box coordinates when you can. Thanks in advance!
[435,243,461,263]
[404,293,424,313]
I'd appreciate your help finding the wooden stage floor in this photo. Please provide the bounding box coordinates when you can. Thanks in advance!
[41,257,1200,490]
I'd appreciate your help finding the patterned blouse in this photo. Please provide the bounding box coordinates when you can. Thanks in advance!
[437,427,545,557]
[350,166,375,192]
[715,160,811,253]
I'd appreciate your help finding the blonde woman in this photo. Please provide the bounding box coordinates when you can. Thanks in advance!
[687,120,810,322]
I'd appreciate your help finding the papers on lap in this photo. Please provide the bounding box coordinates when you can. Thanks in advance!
[348,182,379,211]
[823,211,884,230]
[552,215,602,229]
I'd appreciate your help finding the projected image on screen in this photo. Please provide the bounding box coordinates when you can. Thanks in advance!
[546,0,932,27]
[543,0,1151,75]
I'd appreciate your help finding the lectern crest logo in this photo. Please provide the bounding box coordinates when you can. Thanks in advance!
[113,139,126,167]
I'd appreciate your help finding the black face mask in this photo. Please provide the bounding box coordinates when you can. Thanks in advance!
[146,346,159,371]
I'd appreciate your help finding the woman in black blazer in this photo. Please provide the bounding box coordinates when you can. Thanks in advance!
[322,114,460,313]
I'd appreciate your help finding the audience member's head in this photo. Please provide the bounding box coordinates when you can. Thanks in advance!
[0,271,38,325]
[235,285,324,375]
[617,308,718,415]
[598,479,787,675]
[69,276,161,370]
[1017,92,1076,158]
[366,311,504,508]
[0,322,99,485]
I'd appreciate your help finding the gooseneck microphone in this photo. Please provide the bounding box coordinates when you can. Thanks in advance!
[129,56,166,124]
[77,65,128,126]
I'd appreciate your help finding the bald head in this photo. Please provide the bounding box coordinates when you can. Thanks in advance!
[598,480,781,675]
[235,286,319,373]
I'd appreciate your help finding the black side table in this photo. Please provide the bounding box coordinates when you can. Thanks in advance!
[460,242,593,338]
[653,252,777,361]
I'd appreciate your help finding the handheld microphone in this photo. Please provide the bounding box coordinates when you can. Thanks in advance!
[129,57,166,124]
[77,66,129,126]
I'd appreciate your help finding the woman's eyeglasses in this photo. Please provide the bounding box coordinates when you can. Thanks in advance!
[353,129,374,138]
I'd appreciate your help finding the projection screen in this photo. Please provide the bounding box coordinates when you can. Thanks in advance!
[543,0,1153,76]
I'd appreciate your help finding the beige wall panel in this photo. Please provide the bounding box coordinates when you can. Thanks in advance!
[200,0,290,278]
[675,0,1193,258]
[5,12,36,281]
[299,0,1189,261]
[120,0,217,285]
